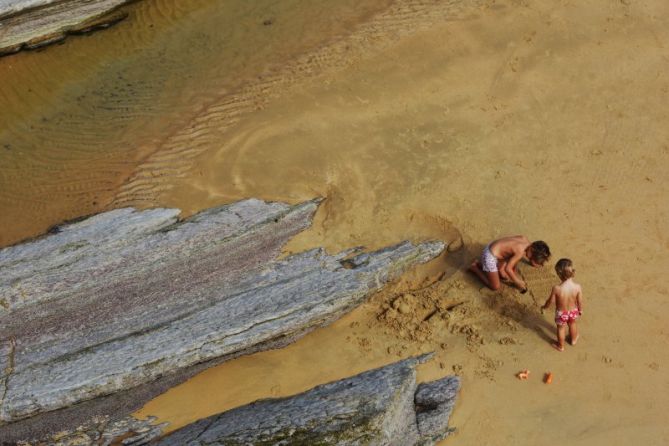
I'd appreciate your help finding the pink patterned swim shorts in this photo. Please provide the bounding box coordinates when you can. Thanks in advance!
[555,309,580,326]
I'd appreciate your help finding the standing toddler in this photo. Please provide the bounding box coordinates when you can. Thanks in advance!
[541,258,583,351]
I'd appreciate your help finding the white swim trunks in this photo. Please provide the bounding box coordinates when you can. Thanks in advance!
[481,244,498,272]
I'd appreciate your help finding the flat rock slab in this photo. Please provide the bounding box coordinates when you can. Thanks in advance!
[0,199,445,425]
[157,354,460,446]
[0,0,133,56]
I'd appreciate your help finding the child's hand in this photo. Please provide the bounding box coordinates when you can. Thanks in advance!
[518,281,528,293]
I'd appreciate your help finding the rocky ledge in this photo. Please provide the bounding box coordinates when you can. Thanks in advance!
[0,0,134,56]
[0,199,445,442]
[157,354,460,446]
[27,355,460,445]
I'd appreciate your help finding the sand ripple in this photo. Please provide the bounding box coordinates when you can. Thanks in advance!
[111,0,486,209]
[1,0,411,246]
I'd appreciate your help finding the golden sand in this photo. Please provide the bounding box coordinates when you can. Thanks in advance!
[135,1,669,443]
[2,0,669,444]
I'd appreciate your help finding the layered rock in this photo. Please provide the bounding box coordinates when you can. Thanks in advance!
[12,356,460,445]
[20,414,166,446]
[0,0,133,56]
[0,199,445,435]
[415,377,461,443]
[156,354,460,446]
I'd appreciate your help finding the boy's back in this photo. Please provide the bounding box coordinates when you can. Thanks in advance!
[489,235,530,260]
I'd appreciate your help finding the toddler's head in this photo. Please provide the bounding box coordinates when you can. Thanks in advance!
[555,258,575,281]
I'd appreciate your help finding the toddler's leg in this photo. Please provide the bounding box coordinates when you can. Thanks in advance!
[553,324,566,351]
[568,321,579,345]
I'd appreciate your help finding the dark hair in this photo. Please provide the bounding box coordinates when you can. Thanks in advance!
[555,258,575,280]
[530,241,551,264]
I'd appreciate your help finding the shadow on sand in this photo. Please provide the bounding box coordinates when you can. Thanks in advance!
[458,240,555,345]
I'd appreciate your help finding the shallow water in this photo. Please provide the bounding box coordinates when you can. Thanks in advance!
[0,0,393,246]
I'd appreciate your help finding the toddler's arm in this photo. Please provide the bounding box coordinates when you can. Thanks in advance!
[576,287,583,315]
[541,286,557,313]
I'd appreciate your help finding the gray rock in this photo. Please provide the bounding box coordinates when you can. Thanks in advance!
[155,354,460,446]
[415,376,461,407]
[10,414,167,446]
[0,0,132,56]
[415,376,461,443]
[0,199,445,425]
[18,356,460,446]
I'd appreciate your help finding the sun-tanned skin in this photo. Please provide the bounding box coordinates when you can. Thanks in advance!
[468,235,546,291]
[542,276,583,351]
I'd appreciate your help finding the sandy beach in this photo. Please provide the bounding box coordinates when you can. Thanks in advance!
[1,0,668,444]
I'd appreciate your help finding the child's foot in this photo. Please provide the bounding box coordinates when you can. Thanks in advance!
[551,343,564,352]
[570,335,579,346]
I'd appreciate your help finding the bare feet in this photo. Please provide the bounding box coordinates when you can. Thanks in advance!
[551,343,564,352]
[570,335,579,345]
[468,259,501,291]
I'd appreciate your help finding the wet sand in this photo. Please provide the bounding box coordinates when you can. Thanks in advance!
[0,0,394,246]
[3,0,669,444]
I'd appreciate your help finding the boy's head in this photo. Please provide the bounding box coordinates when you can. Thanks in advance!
[527,240,551,267]
[555,258,575,281]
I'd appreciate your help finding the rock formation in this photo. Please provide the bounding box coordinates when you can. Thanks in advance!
[0,199,445,443]
[0,0,133,56]
[33,355,460,446]
[157,354,459,446]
